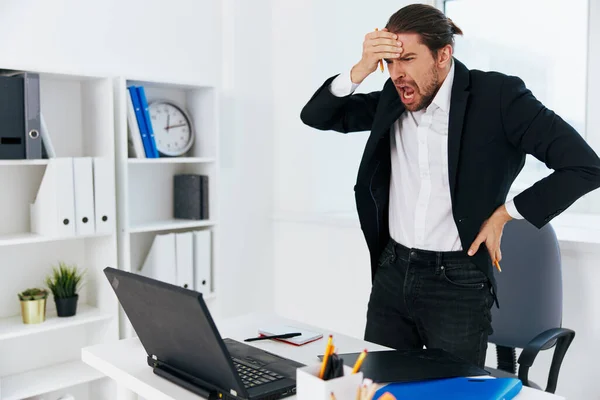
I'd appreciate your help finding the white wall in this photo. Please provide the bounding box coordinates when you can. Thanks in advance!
[218,0,276,315]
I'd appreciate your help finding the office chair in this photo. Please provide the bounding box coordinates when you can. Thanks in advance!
[486,218,575,394]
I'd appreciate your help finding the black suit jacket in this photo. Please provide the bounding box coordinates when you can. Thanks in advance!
[300,58,600,293]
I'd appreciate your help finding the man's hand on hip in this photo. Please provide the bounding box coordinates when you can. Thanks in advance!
[467,205,513,262]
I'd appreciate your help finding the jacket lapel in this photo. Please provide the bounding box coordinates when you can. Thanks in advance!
[447,58,471,201]
[372,80,404,138]
[358,79,404,182]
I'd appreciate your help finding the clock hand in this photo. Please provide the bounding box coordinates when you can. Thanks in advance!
[165,114,171,132]
[166,123,187,129]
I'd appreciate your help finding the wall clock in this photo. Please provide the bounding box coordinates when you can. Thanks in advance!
[148,100,195,157]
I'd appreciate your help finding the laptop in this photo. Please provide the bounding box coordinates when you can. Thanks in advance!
[104,267,304,400]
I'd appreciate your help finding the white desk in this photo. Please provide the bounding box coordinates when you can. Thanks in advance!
[82,313,565,400]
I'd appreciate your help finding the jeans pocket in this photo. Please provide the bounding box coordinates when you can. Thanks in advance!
[377,243,395,268]
[442,264,487,289]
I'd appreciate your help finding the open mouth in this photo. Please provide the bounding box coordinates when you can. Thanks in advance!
[397,85,416,102]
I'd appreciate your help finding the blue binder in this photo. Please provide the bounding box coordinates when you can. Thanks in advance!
[136,86,159,158]
[372,377,523,400]
[127,85,154,158]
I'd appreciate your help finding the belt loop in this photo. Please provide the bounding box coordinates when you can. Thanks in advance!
[436,252,443,271]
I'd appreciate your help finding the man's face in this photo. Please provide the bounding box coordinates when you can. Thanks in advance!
[385,33,449,112]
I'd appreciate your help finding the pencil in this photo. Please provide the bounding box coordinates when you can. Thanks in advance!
[494,259,502,272]
[352,349,368,374]
[319,335,334,379]
[330,392,336,400]
[375,28,384,72]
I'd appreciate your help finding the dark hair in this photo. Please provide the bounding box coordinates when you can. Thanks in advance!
[385,4,463,55]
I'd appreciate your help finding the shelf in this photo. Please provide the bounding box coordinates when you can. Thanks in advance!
[128,157,215,164]
[0,160,49,166]
[0,232,112,247]
[0,360,104,400]
[129,219,216,234]
[0,305,113,342]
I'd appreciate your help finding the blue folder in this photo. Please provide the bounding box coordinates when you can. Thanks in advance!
[372,377,523,400]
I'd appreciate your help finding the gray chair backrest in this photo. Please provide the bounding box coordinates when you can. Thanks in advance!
[488,219,563,349]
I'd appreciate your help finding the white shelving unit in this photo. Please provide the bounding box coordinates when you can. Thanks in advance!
[1,360,104,400]
[0,69,119,400]
[114,76,220,338]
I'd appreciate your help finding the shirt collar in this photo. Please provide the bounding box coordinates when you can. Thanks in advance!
[428,59,455,115]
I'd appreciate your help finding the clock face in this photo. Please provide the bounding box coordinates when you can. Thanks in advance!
[149,101,194,156]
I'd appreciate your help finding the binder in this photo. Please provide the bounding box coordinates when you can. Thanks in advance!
[193,230,212,293]
[22,72,42,159]
[0,75,26,159]
[92,157,116,235]
[72,157,96,235]
[30,158,76,237]
[126,89,145,158]
[372,377,522,400]
[140,233,177,285]
[175,232,194,289]
[136,86,159,158]
[127,86,153,158]
[40,113,56,158]
[200,175,209,220]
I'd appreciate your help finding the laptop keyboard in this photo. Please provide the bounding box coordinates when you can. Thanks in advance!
[232,359,285,388]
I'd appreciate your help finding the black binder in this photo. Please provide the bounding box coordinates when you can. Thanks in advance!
[0,75,26,159]
[22,72,42,159]
[320,348,490,383]
[0,72,42,160]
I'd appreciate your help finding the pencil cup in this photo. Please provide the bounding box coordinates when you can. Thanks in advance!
[296,364,363,400]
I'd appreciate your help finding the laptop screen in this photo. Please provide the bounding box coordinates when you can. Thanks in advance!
[104,267,246,396]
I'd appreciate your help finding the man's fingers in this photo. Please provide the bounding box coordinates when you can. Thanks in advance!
[468,234,486,256]
[367,38,402,47]
[367,45,403,55]
[368,45,402,53]
[367,30,397,40]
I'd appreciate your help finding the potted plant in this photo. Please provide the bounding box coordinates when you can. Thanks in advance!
[45,262,84,317]
[18,288,49,324]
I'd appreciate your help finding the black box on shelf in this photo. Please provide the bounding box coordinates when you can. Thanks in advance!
[173,174,209,220]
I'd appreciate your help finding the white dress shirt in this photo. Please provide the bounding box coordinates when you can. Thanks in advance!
[329,61,523,251]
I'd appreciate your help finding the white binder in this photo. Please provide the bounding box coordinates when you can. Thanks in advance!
[140,233,177,285]
[73,157,96,235]
[126,90,145,158]
[193,230,212,293]
[175,232,194,289]
[30,157,76,237]
[93,157,116,235]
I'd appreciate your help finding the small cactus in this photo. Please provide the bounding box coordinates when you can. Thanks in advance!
[18,288,49,301]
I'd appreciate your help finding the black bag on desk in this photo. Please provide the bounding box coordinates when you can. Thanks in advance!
[320,348,490,383]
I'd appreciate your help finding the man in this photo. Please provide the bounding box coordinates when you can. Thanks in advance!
[300,4,600,367]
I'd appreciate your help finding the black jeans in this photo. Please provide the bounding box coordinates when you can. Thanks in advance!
[364,238,495,368]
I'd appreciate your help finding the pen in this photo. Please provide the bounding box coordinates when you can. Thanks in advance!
[375,28,384,72]
[352,349,368,374]
[244,332,301,342]
[319,335,334,379]
[330,392,336,400]
[494,259,502,272]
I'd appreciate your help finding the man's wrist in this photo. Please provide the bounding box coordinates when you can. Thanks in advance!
[350,63,369,84]
[496,204,513,223]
